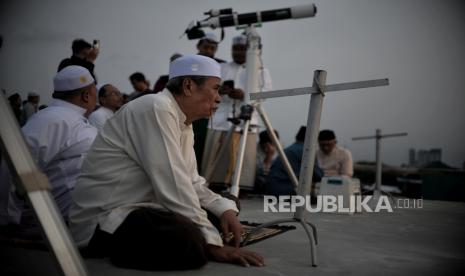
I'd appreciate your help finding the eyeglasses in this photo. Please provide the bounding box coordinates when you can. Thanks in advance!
[107,91,122,97]
[318,140,336,147]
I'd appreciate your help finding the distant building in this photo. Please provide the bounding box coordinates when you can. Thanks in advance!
[409,148,416,166]
[429,148,442,163]
[409,148,443,167]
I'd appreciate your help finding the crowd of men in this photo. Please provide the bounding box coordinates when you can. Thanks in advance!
[1,34,353,271]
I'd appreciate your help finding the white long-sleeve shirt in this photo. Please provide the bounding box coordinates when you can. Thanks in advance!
[69,90,238,247]
[88,106,114,131]
[317,146,354,177]
[1,99,97,227]
[209,61,272,131]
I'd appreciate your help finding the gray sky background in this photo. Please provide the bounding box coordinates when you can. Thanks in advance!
[1,0,464,167]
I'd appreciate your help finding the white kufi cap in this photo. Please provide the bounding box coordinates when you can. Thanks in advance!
[200,33,219,43]
[54,65,94,92]
[169,54,221,80]
[232,35,247,45]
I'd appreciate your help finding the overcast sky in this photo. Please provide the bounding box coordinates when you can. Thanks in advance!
[1,0,464,167]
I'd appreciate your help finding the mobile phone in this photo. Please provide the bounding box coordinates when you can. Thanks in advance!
[93,39,100,50]
[223,80,234,89]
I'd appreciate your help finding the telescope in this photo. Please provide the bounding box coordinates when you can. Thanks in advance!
[184,4,317,40]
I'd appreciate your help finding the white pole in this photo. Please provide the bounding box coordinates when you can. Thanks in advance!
[374,128,382,198]
[230,26,260,197]
[295,70,326,219]
[0,94,88,276]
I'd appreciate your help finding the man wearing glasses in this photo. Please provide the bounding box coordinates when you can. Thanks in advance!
[89,84,124,131]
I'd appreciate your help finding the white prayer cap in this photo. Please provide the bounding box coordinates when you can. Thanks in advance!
[54,65,94,92]
[232,35,247,45]
[28,91,39,97]
[200,33,219,43]
[169,54,221,80]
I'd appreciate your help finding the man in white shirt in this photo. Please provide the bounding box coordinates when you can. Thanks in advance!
[22,91,40,123]
[202,35,272,188]
[89,84,123,131]
[317,129,354,177]
[0,65,97,239]
[70,55,264,270]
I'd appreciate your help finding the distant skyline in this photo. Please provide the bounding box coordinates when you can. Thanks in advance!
[1,0,464,167]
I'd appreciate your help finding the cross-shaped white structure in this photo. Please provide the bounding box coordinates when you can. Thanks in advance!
[243,70,390,267]
[353,129,407,198]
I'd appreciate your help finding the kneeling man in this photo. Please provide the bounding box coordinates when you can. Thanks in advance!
[69,55,264,270]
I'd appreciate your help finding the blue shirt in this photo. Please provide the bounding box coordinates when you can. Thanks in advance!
[265,142,323,196]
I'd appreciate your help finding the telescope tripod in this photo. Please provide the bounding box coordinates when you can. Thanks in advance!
[204,26,299,197]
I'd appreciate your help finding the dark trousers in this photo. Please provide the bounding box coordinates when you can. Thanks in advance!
[84,194,240,271]
[85,208,209,271]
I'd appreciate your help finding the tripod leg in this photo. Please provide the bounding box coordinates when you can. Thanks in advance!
[303,219,318,245]
[300,220,318,267]
[256,104,299,190]
[230,120,250,197]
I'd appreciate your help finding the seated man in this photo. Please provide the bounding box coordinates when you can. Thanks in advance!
[0,66,97,239]
[69,55,264,270]
[317,129,353,177]
[88,84,124,131]
[255,130,279,193]
[265,127,323,196]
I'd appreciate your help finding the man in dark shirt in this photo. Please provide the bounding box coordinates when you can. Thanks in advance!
[58,39,99,82]
[266,126,324,196]
[128,72,154,101]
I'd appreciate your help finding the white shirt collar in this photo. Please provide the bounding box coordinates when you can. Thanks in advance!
[162,89,188,128]
[97,106,114,114]
[50,99,87,116]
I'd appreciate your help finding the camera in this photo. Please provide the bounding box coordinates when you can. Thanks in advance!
[239,104,254,121]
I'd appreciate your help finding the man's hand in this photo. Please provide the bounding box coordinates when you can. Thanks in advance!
[220,209,243,248]
[207,244,265,267]
[86,47,99,62]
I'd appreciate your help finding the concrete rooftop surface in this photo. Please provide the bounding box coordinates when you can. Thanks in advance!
[2,197,465,276]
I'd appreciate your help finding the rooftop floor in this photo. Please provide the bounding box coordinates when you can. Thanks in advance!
[2,197,465,275]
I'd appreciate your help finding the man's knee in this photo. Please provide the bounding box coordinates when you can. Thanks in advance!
[110,208,207,270]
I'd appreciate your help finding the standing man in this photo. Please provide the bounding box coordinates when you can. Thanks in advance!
[70,55,264,270]
[197,33,226,63]
[58,39,99,82]
[202,35,272,188]
[193,33,226,170]
[127,72,153,101]
[317,129,353,177]
[89,84,124,131]
[0,66,97,239]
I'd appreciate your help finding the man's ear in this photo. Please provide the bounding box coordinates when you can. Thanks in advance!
[182,78,193,97]
[81,89,90,103]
